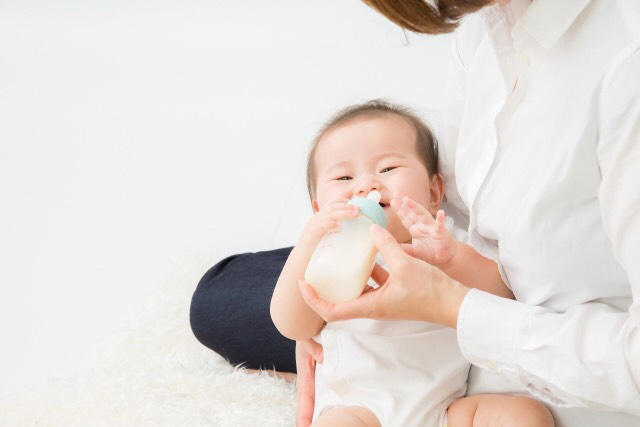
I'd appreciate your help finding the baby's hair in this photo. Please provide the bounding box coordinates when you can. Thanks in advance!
[306,99,439,202]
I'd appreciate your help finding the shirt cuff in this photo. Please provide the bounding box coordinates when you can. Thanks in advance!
[457,288,531,383]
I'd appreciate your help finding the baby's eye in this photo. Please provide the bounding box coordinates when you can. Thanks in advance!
[380,166,397,173]
[336,176,352,181]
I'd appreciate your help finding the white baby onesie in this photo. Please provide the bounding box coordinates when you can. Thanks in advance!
[313,310,469,426]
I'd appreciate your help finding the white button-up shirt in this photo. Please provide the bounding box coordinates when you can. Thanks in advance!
[438,0,640,424]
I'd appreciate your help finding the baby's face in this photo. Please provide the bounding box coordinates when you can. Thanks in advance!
[313,114,440,243]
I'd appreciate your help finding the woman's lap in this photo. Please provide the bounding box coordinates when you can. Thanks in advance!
[189,246,296,373]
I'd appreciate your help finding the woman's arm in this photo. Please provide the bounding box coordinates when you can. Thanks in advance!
[460,45,640,415]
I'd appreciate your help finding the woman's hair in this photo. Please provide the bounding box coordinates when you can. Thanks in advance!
[363,0,493,34]
[306,99,438,202]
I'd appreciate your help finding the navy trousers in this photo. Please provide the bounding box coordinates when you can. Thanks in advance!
[189,247,297,373]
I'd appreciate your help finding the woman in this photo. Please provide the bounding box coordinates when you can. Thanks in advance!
[191,0,640,425]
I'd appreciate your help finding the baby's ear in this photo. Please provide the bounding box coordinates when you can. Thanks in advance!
[312,200,320,213]
[428,173,445,214]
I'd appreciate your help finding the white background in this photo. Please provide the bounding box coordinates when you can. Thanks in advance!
[0,0,451,394]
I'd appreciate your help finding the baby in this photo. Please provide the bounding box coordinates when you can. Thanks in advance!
[270,100,553,427]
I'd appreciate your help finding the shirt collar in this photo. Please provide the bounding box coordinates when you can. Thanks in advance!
[519,0,592,50]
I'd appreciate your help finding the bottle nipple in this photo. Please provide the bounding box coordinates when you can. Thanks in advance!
[367,190,381,204]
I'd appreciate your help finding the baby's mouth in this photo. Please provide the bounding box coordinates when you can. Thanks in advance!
[379,201,389,208]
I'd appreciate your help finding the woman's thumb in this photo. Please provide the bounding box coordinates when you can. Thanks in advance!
[370,224,408,265]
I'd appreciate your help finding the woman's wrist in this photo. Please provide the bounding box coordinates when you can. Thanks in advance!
[436,273,470,329]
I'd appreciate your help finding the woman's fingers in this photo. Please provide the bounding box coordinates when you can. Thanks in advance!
[299,280,377,322]
[371,262,390,286]
[369,223,412,273]
[310,339,324,364]
[295,339,321,427]
[298,280,332,320]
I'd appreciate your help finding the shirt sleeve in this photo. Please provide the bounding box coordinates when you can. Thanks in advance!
[457,47,640,415]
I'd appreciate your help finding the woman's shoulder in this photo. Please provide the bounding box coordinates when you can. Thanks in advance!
[452,14,487,68]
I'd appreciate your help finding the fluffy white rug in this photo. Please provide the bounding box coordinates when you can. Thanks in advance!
[0,256,297,427]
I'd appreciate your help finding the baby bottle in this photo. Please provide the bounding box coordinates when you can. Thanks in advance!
[305,190,387,303]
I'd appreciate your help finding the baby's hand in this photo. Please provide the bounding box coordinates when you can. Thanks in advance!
[300,200,360,246]
[391,194,457,267]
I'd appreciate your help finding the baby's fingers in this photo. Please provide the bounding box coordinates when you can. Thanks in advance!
[392,195,435,232]
[403,196,435,222]
[415,209,450,240]
[305,202,359,240]
[391,195,418,228]
[435,210,447,232]
[323,202,360,220]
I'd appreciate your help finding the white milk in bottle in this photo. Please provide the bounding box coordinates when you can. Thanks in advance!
[304,190,387,303]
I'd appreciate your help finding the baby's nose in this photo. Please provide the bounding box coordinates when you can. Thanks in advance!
[355,179,380,196]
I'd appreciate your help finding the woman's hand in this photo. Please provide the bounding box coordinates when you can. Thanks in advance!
[299,223,470,327]
[295,339,324,427]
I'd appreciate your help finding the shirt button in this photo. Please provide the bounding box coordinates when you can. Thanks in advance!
[512,21,524,36]
[520,53,530,65]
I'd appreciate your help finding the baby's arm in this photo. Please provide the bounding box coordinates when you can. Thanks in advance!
[270,201,360,341]
[392,195,513,299]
